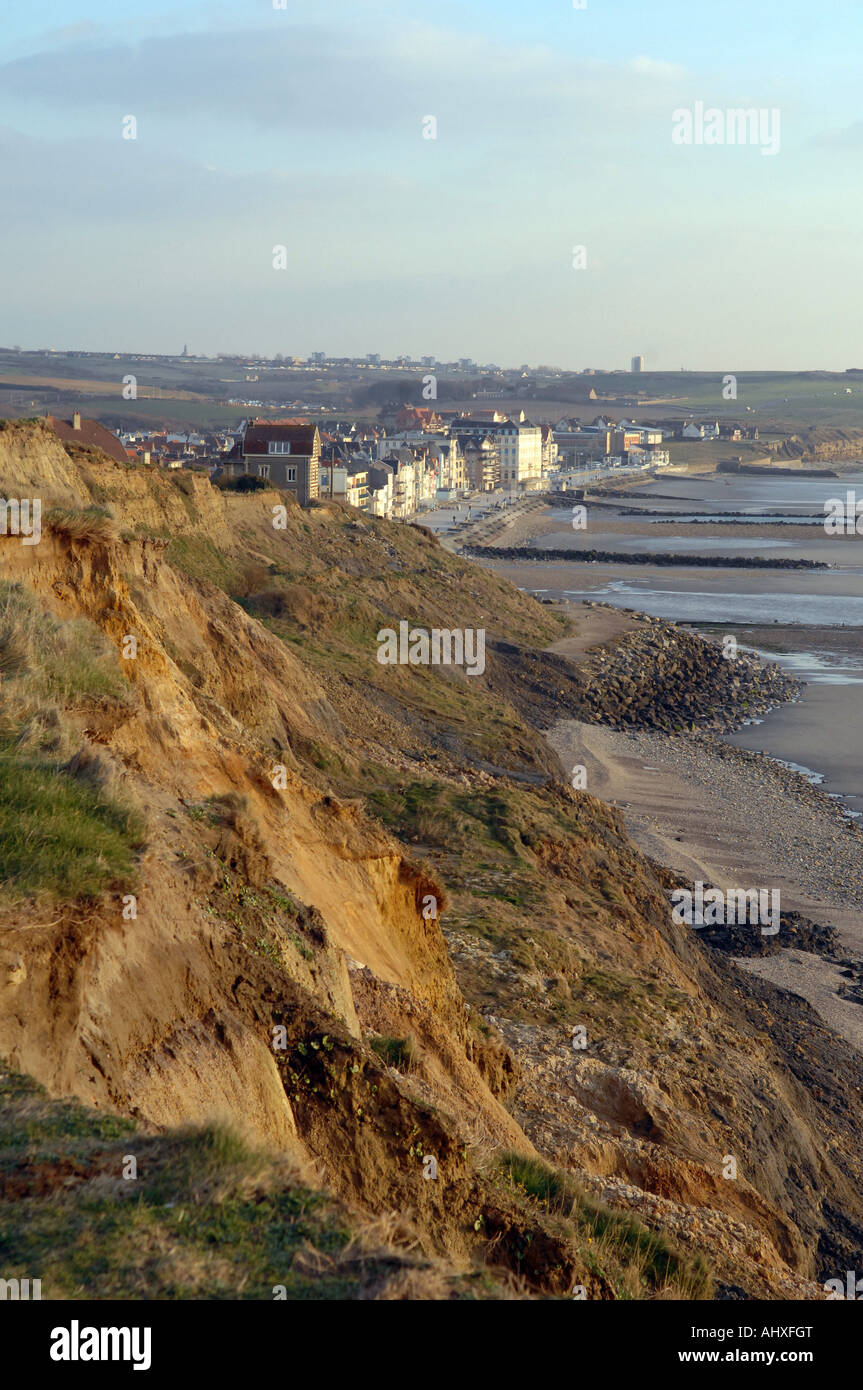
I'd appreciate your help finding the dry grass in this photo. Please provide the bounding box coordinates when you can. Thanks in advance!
[46,507,118,544]
[0,580,131,710]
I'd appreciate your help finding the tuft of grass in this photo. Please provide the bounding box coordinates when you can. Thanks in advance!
[254,936,281,964]
[0,743,145,902]
[0,581,130,706]
[369,1036,414,1071]
[265,885,300,917]
[46,507,117,544]
[140,1123,258,1206]
[498,1151,712,1300]
[0,1069,488,1301]
[501,1153,568,1208]
[0,1071,136,1153]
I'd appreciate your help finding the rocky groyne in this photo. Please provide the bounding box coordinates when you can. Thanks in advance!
[575,605,800,733]
[463,543,829,570]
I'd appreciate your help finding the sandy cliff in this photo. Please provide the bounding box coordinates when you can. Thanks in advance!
[1,422,861,1298]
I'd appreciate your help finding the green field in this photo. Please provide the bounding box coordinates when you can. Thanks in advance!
[5,348,863,431]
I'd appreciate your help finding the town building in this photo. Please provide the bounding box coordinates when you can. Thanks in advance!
[319,465,348,500]
[495,422,543,486]
[681,420,720,441]
[346,468,369,510]
[46,411,128,465]
[367,464,395,518]
[240,421,320,504]
[460,435,500,491]
[540,423,558,474]
[553,427,613,467]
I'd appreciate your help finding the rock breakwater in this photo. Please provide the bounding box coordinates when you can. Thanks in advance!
[463,543,828,570]
[575,606,800,733]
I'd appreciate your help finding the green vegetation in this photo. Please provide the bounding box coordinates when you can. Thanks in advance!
[0,742,144,901]
[0,1070,135,1152]
[45,506,117,544]
[165,536,241,591]
[0,1072,356,1299]
[217,474,269,492]
[184,800,221,826]
[368,1036,414,1070]
[0,581,144,901]
[227,503,568,771]
[0,1070,495,1300]
[498,1152,712,1300]
[366,780,573,860]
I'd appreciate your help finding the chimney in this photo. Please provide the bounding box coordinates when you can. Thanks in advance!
[72,410,82,431]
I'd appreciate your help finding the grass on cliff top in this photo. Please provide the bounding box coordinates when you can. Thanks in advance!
[0,1070,495,1301]
[0,742,144,902]
[153,489,569,774]
[0,582,143,901]
[498,1152,712,1301]
[224,500,565,660]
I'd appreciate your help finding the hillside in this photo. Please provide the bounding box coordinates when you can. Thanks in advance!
[1,420,861,1299]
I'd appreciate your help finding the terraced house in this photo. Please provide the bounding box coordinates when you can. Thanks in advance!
[241,421,320,504]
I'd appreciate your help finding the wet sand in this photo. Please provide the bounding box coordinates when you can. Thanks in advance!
[547,713,863,1053]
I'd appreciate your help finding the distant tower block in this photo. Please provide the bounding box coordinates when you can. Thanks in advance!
[631,355,645,373]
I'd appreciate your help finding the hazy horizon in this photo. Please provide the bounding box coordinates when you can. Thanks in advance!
[3,0,863,369]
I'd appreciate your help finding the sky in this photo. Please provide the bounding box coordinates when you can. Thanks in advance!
[2,0,862,369]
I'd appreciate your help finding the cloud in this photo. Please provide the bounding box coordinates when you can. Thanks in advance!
[0,18,692,147]
[627,56,686,78]
[36,22,101,46]
[0,3,833,363]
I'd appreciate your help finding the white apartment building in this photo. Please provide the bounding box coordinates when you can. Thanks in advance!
[414,456,436,509]
[392,460,415,518]
[540,425,558,475]
[367,464,395,518]
[377,431,427,458]
[319,465,348,499]
[427,440,464,493]
[496,423,543,486]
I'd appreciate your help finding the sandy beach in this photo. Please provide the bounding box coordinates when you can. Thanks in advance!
[542,602,863,1053]
[464,478,863,1052]
[546,717,863,934]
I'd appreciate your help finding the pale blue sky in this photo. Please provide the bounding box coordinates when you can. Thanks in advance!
[2,0,862,367]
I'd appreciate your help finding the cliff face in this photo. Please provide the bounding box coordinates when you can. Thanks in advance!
[770,425,863,462]
[1,425,861,1299]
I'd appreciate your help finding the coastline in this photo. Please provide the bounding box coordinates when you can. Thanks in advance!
[462,488,863,1054]
[543,607,863,1053]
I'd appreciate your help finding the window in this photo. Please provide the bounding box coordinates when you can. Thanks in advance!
[257,463,270,478]
[287,466,297,482]
[268,440,291,455]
